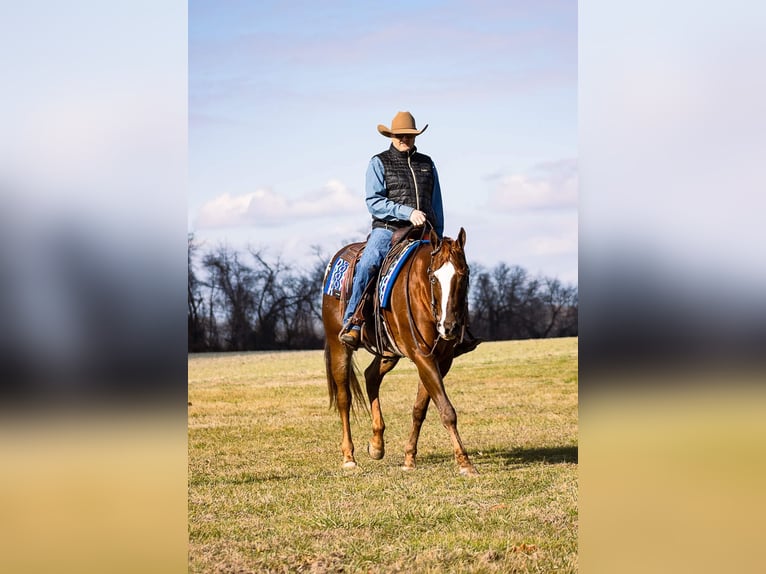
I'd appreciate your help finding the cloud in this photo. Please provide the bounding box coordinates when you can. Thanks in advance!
[522,231,578,257]
[489,158,578,212]
[195,179,362,228]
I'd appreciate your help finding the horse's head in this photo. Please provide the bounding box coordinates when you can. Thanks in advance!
[428,227,469,340]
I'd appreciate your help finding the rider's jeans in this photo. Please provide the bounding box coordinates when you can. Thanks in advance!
[342,227,393,328]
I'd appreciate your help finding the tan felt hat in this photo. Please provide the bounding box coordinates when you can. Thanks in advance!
[377,111,428,137]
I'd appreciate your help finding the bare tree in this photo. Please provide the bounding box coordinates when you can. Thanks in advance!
[203,246,258,351]
[247,250,291,349]
[470,261,578,341]
[189,234,219,351]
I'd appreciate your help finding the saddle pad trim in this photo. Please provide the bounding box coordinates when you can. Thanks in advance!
[324,257,350,298]
[378,240,428,309]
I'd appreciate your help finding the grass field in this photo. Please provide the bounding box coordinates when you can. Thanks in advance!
[189,337,578,573]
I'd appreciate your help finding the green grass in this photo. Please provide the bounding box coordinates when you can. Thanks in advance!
[189,338,578,573]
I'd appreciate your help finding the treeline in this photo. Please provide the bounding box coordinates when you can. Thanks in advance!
[470,263,578,341]
[188,235,577,352]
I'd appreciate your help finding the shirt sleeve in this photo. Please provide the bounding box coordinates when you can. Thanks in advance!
[431,163,444,238]
[365,156,414,222]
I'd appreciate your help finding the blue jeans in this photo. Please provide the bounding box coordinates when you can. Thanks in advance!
[342,227,393,328]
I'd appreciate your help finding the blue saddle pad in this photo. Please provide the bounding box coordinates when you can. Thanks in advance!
[324,256,351,298]
[378,240,427,309]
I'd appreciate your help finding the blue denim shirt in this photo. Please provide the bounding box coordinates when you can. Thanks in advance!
[364,155,444,238]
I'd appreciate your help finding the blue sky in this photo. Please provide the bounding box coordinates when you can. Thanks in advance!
[188,0,577,283]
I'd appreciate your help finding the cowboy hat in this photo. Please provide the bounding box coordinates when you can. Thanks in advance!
[377,111,428,137]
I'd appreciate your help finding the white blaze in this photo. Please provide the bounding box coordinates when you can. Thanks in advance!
[433,262,455,336]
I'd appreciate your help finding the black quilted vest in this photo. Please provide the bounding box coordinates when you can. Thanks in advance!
[372,145,436,229]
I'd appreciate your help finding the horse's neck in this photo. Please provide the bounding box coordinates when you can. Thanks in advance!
[406,247,434,303]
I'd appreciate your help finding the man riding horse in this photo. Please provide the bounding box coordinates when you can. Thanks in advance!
[339,110,480,356]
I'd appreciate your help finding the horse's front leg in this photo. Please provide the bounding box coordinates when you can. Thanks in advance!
[403,380,430,470]
[364,355,399,460]
[412,355,478,476]
[403,354,454,469]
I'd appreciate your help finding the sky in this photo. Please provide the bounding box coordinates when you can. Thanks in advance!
[188,0,577,284]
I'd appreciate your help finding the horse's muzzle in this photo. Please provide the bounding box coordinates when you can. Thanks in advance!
[439,320,462,340]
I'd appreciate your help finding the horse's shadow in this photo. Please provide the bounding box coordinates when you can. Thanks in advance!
[420,445,578,467]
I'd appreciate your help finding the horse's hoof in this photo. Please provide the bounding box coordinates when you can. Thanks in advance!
[459,465,479,477]
[342,460,357,469]
[367,443,385,460]
[401,464,416,471]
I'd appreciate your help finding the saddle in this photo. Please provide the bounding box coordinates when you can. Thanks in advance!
[323,225,433,304]
[390,224,428,247]
[325,225,436,357]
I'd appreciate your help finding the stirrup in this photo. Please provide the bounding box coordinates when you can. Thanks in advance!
[339,328,361,350]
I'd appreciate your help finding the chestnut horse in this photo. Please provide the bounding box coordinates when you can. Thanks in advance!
[322,227,478,476]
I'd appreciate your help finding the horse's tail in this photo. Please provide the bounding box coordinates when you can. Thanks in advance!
[324,340,368,415]
[324,340,338,410]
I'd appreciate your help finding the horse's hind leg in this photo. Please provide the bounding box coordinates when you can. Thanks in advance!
[403,381,430,470]
[364,355,399,460]
[326,338,357,468]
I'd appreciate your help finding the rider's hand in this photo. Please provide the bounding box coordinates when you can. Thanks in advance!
[409,209,427,226]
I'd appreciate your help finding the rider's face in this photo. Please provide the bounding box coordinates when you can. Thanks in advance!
[391,133,416,152]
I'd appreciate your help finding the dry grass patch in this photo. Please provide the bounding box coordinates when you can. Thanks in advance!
[189,338,578,573]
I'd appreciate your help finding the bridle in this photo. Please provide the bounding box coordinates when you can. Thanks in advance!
[404,237,469,357]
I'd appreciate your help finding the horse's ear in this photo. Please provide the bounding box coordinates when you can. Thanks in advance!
[457,227,466,249]
[429,227,439,245]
